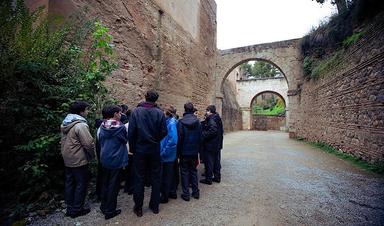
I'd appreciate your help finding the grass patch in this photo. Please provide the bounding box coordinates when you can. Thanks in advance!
[296,138,384,174]
[310,50,343,79]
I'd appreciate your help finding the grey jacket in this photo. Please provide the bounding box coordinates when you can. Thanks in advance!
[60,120,95,167]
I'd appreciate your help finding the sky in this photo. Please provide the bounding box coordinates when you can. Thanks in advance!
[216,0,337,49]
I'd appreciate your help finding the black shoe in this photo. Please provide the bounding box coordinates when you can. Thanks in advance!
[160,197,169,204]
[133,207,143,217]
[67,208,91,218]
[213,178,221,183]
[181,194,190,201]
[192,192,200,199]
[149,206,159,214]
[199,179,212,185]
[169,193,177,199]
[105,209,121,220]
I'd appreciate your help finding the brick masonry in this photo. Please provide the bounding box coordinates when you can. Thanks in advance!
[293,15,384,163]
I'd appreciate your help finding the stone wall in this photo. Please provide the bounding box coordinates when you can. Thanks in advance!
[252,116,286,131]
[222,79,242,132]
[294,14,384,163]
[41,0,217,116]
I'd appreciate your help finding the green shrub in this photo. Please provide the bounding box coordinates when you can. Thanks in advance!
[342,32,363,48]
[0,0,117,219]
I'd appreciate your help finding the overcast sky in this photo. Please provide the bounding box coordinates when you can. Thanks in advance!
[216,0,337,49]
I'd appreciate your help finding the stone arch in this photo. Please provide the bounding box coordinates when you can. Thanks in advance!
[215,39,302,132]
[219,58,289,93]
[250,90,287,109]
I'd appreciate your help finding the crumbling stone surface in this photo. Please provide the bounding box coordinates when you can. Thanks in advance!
[294,16,384,163]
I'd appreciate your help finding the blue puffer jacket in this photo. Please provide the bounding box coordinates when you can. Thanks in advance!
[160,117,178,162]
[99,121,129,169]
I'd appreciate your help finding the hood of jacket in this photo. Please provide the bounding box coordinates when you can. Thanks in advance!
[180,113,200,129]
[99,119,126,138]
[61,114,87,134]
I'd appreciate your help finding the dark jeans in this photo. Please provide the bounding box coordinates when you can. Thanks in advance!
[161,162,174,201]
[133,152,161,210]
[171,159,179,194]
[100,167,121,215]
[180,156,199,197]
[96,162,103,200]
[65,165,89,215]
[214,150,221,180]
[123,155,134,193]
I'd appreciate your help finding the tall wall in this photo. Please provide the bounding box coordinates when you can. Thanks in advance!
[222,69,242,132]
[294,14,384,163]
[38,0,217,116]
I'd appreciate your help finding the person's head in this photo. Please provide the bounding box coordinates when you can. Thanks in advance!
[184,102,194,113]
[69,101,90,117]
[120,104,128,114]
[145,89,159,103]
[102,105,122,120]
[206,105,216,116]
[165,106,176,118]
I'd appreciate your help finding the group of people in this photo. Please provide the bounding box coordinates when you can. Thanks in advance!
[60,90,224,220]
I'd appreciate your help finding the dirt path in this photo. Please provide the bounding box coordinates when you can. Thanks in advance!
[32,131,384,225]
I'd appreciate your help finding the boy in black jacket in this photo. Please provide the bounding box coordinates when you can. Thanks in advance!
[177,102,202,201]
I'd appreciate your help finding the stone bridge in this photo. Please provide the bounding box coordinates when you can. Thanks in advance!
[236,77,289,130]
[215,39,303,132]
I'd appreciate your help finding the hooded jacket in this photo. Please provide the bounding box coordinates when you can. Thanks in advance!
[98,119,129,169]
[202,114,220,152]
[128,101,167,154]
[60,114,95,167]
[212,113,224,150]
[177,113,202,156]
[160,116,178,162]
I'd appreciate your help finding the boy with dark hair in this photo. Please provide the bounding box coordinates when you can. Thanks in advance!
[129,89,167,217]
[120,104,129,124]
[177,102,202,201]
[200,105,220,185]
[60,101,95,218]
[98,105,129,220]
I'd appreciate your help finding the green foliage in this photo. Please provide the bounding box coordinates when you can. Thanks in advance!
[252,94,286,116]
[301,0,384,80]
[0,0,117,218]
[239,61,281,79]
[296,138,384,174]
[342,32,363,48]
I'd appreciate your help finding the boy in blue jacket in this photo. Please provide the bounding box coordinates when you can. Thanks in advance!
[98,105,128,220]
[160,106,178,204]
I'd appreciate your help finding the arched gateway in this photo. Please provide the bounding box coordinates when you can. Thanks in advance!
[215,39,303,133]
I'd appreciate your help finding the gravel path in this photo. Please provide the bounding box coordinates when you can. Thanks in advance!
[31,131,384,225]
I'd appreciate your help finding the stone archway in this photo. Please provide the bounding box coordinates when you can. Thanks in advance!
[249,91,288,131]
[215,39,303,133]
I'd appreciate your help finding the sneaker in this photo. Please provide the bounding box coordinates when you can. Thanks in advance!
[192,192,200,199]
[199,179,212,185]
[149,206,159,214]
[105,209,121,220]
[169,193,177,199]
[133,206,143,217]
[181,194,190,201]
[160,196,169,204]
[67,208,91,219]
[212,178,221,183]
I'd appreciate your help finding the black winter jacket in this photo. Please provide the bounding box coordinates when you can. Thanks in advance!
[212,113,224,150]
[128,101,167,154]
[177,113,202,156]
[202,114,220,152]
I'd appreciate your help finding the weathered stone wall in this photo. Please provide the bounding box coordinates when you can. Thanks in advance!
[294,15,384,163]
[222,79,242,132]
[252,115,286,131]
[43,0,217,116]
